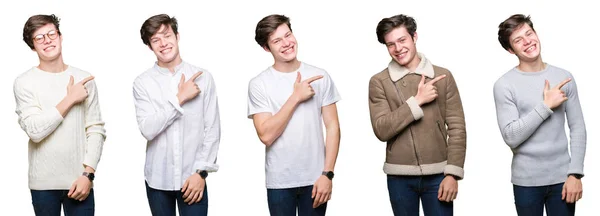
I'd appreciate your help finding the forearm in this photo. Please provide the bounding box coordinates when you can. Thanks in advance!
[500,101,552,148]
[565,92,587,175]
[56,95,76,117]
[323,124,340,171]
[370,102,417,141]
[136,99,183,141]
[18,108,65,143]
[257,95,300,146]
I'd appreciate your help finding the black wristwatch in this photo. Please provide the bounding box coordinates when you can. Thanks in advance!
[569,174,583,179]
[322,171,334,180]
[82,172,95,182]
[196,170,208,179]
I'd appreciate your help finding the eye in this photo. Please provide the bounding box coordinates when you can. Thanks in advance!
[515,39,522,44]
[274,40,280,44]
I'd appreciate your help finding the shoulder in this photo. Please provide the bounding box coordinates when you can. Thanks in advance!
[370,68,390,83]
[547,64,574,78]
[13,67,37,90]
[493,69,517,93]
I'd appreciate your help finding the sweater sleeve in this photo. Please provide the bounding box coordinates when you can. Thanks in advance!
[493,79,553,149]
[82,80,106,170]
[13,78,64,143]
[564,75,587,176]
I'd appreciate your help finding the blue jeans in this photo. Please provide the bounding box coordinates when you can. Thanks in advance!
[387,174,453,216]
[145,181,208,216]
[267,185,327,216]
[30,189,95,216]
[513,183,575,216]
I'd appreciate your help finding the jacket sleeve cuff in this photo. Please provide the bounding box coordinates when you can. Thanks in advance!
[444,164,464,180]
[406,96,424,120]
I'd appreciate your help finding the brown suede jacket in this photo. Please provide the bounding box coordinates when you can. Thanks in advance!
[368,53,467,179]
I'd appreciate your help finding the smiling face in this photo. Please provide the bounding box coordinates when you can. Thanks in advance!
[149,24,181,66]
[508,23,541,62]
[384,26,419,69]
[264,24,297,64]
[31,23,62,61]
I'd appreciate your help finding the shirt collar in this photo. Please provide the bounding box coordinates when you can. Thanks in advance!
[153,61,186,76]
[388,52,434,82]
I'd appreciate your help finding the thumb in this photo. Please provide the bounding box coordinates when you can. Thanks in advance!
[562,184,567,200]
[68,182,76,197]
[544,80,550,91]
[438,183,444,199]
[180,74,186,86]
[69,76,74,86]
[296,72,302,83]
[420,74,425,85]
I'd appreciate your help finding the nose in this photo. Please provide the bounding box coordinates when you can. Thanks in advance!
[394,42,402,53]
[282,38,291,47]
[158,38,167,47]
[43,35,52,45]
[523,37,531,45]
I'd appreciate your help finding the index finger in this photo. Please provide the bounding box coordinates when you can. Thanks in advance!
[554,78,572,89]
[305,75,324,84]
[78,76,95,85]
[427,74,446,85]
[189,71,204,81]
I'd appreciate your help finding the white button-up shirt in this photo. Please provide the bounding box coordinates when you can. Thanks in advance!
[133,61,220,191]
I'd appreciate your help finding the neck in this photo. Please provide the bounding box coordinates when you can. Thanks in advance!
[273,58,301,72]
[157,55,183,73]
[517,56,545,72]
[405,55,421,72]
[38,55,67,73]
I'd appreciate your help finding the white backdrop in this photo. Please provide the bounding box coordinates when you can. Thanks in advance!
[0,0,598,215]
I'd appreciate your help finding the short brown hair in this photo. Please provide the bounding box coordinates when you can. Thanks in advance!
[140,14,179,47]
[22,14,61,50]
[498,14,535,51]
[255,14,291,49]
[376,14,417,44]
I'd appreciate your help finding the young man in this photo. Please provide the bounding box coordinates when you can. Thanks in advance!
[368,14,467,216]
[133,14,221,216]
[494,14,586,216]
[13,14,106,216]
[247,14,341,216]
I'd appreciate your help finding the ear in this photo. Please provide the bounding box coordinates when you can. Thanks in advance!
[413,31,418,43]
[262,45,270,52]
[176,33,180,41]
[508,48,515,54]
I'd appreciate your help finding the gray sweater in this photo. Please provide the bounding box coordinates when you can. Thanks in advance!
[493,64,586,187]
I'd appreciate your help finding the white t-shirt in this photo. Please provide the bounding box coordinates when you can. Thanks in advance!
[247,62,341,189]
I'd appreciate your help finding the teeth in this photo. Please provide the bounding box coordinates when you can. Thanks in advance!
[526,46,534,52]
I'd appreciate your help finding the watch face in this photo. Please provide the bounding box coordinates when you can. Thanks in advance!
[325,171,334,179]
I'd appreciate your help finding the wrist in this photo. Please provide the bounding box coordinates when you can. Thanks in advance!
[414,95,423,106]
[195,170,208,179]
[322,171,334,180]
[569,174,583,180]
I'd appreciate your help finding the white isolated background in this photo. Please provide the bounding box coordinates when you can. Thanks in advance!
[0,0,598,215]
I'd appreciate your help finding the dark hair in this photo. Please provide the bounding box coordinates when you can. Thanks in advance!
[498,14,535,51]
[140,14,179,47]
[23,14,61,50]
[376,14,417,44]
[255,14,291,49]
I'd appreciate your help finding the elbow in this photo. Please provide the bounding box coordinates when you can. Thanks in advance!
[258,133,275,147]
[372,123,392,142]
[29,133,45,143]
[501,133,522,149]
[139,128,157,141]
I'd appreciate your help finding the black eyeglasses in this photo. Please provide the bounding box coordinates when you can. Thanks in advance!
[33,30,59,44]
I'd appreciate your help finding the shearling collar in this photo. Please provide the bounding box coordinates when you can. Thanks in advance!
[388,53,434,82]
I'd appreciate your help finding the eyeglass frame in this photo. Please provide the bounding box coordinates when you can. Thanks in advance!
[33,30,60,44]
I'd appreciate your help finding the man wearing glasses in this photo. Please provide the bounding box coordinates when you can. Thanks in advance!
[13,14,106,215]
[132,14,221,216]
